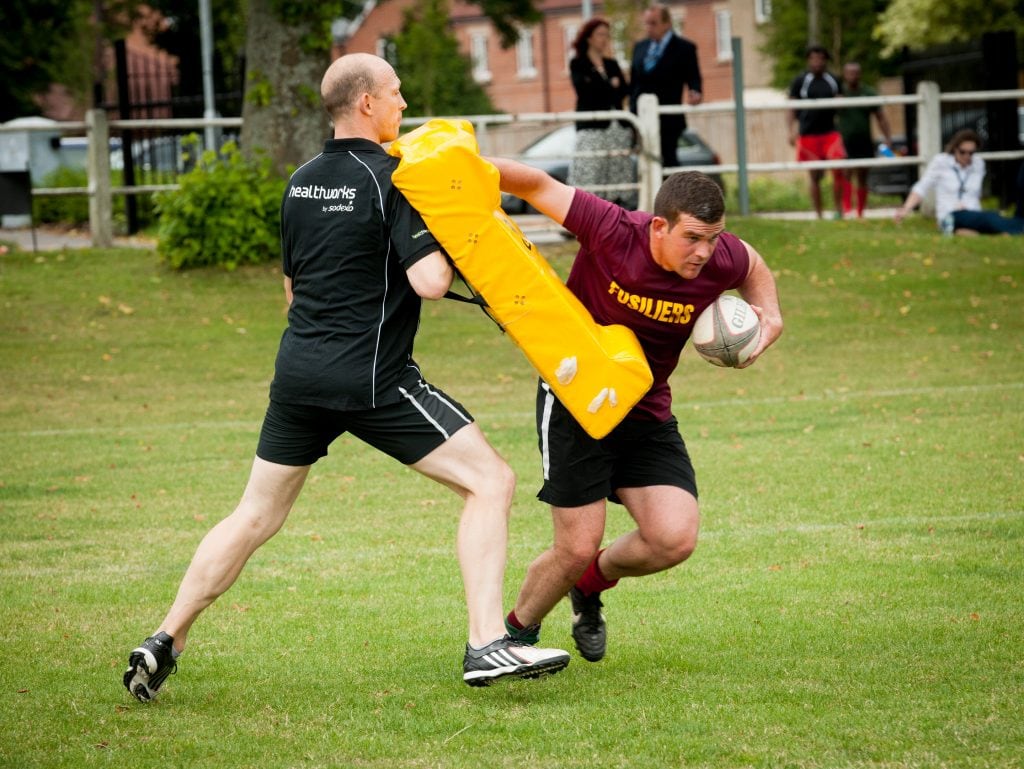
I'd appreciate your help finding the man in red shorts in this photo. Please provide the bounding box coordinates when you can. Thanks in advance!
[787,45,849,219]
[487,160,784,663]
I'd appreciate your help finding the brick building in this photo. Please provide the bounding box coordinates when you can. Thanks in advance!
[338,0,778,114]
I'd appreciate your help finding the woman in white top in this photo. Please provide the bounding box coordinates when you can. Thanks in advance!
[894,129,1023,236]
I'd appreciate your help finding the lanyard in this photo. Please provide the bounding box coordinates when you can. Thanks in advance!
[952,161,971,200]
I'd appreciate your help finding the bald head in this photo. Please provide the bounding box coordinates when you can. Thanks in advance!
[321,53,394,122]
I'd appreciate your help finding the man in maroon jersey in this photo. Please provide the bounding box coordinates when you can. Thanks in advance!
[489,161,784,662]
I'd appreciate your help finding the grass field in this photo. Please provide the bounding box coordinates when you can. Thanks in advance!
[1,216,1021,769]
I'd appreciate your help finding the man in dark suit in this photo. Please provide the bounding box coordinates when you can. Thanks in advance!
[629,4,703,169]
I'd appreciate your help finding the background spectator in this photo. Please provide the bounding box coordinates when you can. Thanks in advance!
[569,18,635,209]
[629,4,702,170]
[839,61,894,218]
[894,129,1023,235]
[787,45,849,219]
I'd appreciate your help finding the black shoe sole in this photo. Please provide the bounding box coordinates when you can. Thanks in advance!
[571,631,606,662]
[124,654,155,702]
[464,657,569,687]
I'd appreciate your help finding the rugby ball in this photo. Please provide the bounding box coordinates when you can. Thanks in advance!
[691,294,761,367]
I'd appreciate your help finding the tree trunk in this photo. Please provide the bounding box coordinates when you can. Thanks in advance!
[240,0,331,176]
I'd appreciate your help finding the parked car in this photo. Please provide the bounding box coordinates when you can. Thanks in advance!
[500,123,723,214]
[867,135,914,196]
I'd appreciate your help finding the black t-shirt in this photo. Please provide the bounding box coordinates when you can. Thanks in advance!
[271,138,440,410]
[788,71,841,136]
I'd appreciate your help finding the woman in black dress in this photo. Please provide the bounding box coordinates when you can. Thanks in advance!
[569,18,635,208]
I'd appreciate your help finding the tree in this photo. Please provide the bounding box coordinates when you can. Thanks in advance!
[0,0,94,121]
[760,0,901,89]
[391,0,496,117]
[475,0,541,48]
[873,0,1024,57]
[240,0,537,175]
[144,0,248,116]
[238,0,332,176]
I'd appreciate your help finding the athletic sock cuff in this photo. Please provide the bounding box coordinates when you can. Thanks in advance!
[575,549,619,595]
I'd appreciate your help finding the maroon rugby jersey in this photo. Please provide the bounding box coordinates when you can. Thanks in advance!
[563,189,750,422]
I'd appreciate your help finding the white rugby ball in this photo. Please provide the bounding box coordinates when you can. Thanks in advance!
[691,294,761,367]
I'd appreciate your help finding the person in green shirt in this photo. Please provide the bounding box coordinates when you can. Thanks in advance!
[839,62,894,217]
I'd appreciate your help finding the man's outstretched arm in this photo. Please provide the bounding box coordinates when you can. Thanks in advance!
[487,156,576,225]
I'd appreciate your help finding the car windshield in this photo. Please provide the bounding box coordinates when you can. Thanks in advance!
[522,125,707,160]
[522,126,574,159]
[676,133,701,155]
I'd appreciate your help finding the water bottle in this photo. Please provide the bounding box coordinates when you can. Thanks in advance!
[878,143,895,158]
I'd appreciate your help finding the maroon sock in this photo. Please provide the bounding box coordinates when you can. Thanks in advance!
[575,549,619,595]
[506,610,525,630]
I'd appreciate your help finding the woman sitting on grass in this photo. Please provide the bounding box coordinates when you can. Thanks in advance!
[894,129,1023,236]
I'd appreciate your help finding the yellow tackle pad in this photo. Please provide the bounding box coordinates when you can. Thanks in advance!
[388,119,652,439]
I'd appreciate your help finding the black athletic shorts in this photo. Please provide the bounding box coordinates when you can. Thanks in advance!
[535,380,698,507]
[256,382,474,466]
[843,134,875,160]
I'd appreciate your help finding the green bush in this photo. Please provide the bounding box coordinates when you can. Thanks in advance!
[155,139,286,270]
[33,166,90,225]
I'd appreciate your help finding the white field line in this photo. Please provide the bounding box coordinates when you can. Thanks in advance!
[4,381,1022,439]
[698,509,1024,540]
[673,380,1024,411]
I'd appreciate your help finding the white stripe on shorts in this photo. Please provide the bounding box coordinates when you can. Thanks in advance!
[398,385,469,440]
[398,386,448,439]
[422,382,472,425]
[539,382,554,480]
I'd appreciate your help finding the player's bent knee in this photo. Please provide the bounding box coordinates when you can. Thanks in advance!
[649,524,698,567]
[650,538,695,569]
[670,534,698,565]
[555,540,602,576]
[465,456,516,507]
[480,453,515,490]
[492,461,516,504]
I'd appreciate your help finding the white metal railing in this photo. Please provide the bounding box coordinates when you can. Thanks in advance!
[657,84,1023,213]
[401,108,643,202]
[2,81,1022,245]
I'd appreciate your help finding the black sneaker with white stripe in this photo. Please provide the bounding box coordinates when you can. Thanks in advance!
[123,631,177,702]
[463,636,569,686]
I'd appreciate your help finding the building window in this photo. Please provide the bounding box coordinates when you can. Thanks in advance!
[715,10,733,62]
[755,0,772,24]
[563,23,578,72]
[376,37,397,67]
[517,27,537,78]
[470,31,491,83]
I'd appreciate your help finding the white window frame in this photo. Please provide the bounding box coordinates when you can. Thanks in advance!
[755,0,772,25]
[562,23,578,72]
[375,37,396,65]
[516,27,538,79]
[470,30,491,84]
[715,9,733,62]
